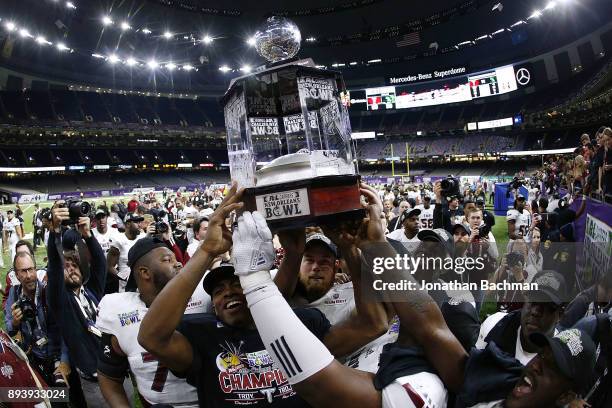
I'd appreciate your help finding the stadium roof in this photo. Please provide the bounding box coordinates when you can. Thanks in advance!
[0,0,610,92]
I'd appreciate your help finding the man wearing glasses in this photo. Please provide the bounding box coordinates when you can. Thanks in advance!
[4,250,70,387]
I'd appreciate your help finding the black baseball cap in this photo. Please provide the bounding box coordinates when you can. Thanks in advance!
[529,328,596,394]
[203,261,236,296]
[400,208,421,225]
[124,213,144,223]
[528,270,567,306]
[126,237,168,291]
[95,208,109,219]
[417,228,454,257]
[305,233,338,258]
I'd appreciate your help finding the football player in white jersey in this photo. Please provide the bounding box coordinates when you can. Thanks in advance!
[415,196,434,231]
[97,237,199,407]
[506,194,532,245]
[275,231,396,373]
[231,192,593,408]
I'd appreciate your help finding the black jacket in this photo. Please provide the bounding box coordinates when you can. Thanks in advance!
[47,230,106,377]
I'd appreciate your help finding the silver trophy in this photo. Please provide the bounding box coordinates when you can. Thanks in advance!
[223,16,362,230]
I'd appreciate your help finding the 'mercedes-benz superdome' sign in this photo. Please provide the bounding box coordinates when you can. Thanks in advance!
[387,66,467,85]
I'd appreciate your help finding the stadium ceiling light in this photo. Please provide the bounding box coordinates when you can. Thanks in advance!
[163,31,173,39]
[102,16,114,26]
[166,62,177,71]
[219,65,232,72]
[182,64,194,71]
[141,28,152,34]
[545,1,557,10]
[147,59,158,69]
[527,10,542,19]
[367,58,381,63]
[246,36,256,46]
[491,28,505,35]
[56,43,71,52]
[305,37,316,42]
[108,54,120,64]
[19,28,32,38]
[65,1,76,9]
[92,53,105,58]
[202,35,213,44]
[510,20,526,28]
[5,22,17,32]
[120,21,131,31]
[349,61,358,65]
[240,65,252,73]
[36,35,51,45]
[125,57,137,66]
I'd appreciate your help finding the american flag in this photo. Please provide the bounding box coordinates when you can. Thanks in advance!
[396,32,421,47]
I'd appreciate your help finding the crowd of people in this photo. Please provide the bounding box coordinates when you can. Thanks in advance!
[0,137,610,407]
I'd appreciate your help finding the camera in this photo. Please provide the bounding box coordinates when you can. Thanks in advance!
[510,176,525,190]
[41,207,52,221]
[149,208,168,234]
[17,295,36,323]
[440,175,460,198]
[478,224,491,239]
[58,198,91,225]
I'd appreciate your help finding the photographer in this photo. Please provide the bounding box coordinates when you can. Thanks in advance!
[47,201,108,406]
[432,179,463,233]
[4,250,70,388]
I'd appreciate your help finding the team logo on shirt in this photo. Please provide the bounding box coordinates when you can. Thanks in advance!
[215,342,294,401]
[324,292,348,305]
[117,310,141,327]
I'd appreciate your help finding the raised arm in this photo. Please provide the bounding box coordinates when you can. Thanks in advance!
[321,217,388,357]
[77,217,106,299]
[138,183,244,374]
[272,229,305,298]
[46,204,72,310]
[356,185,468,393]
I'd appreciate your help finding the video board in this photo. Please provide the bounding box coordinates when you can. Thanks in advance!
[350,64,522,111]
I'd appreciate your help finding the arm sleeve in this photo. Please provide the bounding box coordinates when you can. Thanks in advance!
[84,235,106,300]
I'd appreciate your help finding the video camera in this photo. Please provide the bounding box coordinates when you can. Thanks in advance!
[440,175,460,198]
[57,198,92,226]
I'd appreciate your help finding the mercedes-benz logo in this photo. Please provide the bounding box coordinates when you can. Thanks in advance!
[516,68,531,86]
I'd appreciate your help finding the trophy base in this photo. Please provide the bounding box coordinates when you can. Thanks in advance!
[242,174,365,231]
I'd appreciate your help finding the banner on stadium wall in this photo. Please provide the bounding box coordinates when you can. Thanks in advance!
[130,187,156,194]
[18,194,49,204]
[581,214,611,284]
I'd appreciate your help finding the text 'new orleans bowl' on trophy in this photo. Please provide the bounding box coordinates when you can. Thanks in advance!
[222,16,364,230]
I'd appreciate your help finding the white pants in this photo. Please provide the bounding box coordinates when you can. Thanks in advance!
[8,234,19,264]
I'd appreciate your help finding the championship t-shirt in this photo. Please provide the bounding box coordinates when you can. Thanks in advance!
[177,308,331,408]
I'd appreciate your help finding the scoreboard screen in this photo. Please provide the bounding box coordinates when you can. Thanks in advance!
[468,65,517,98]
[366,86,396,110]
[349,64,522,112]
